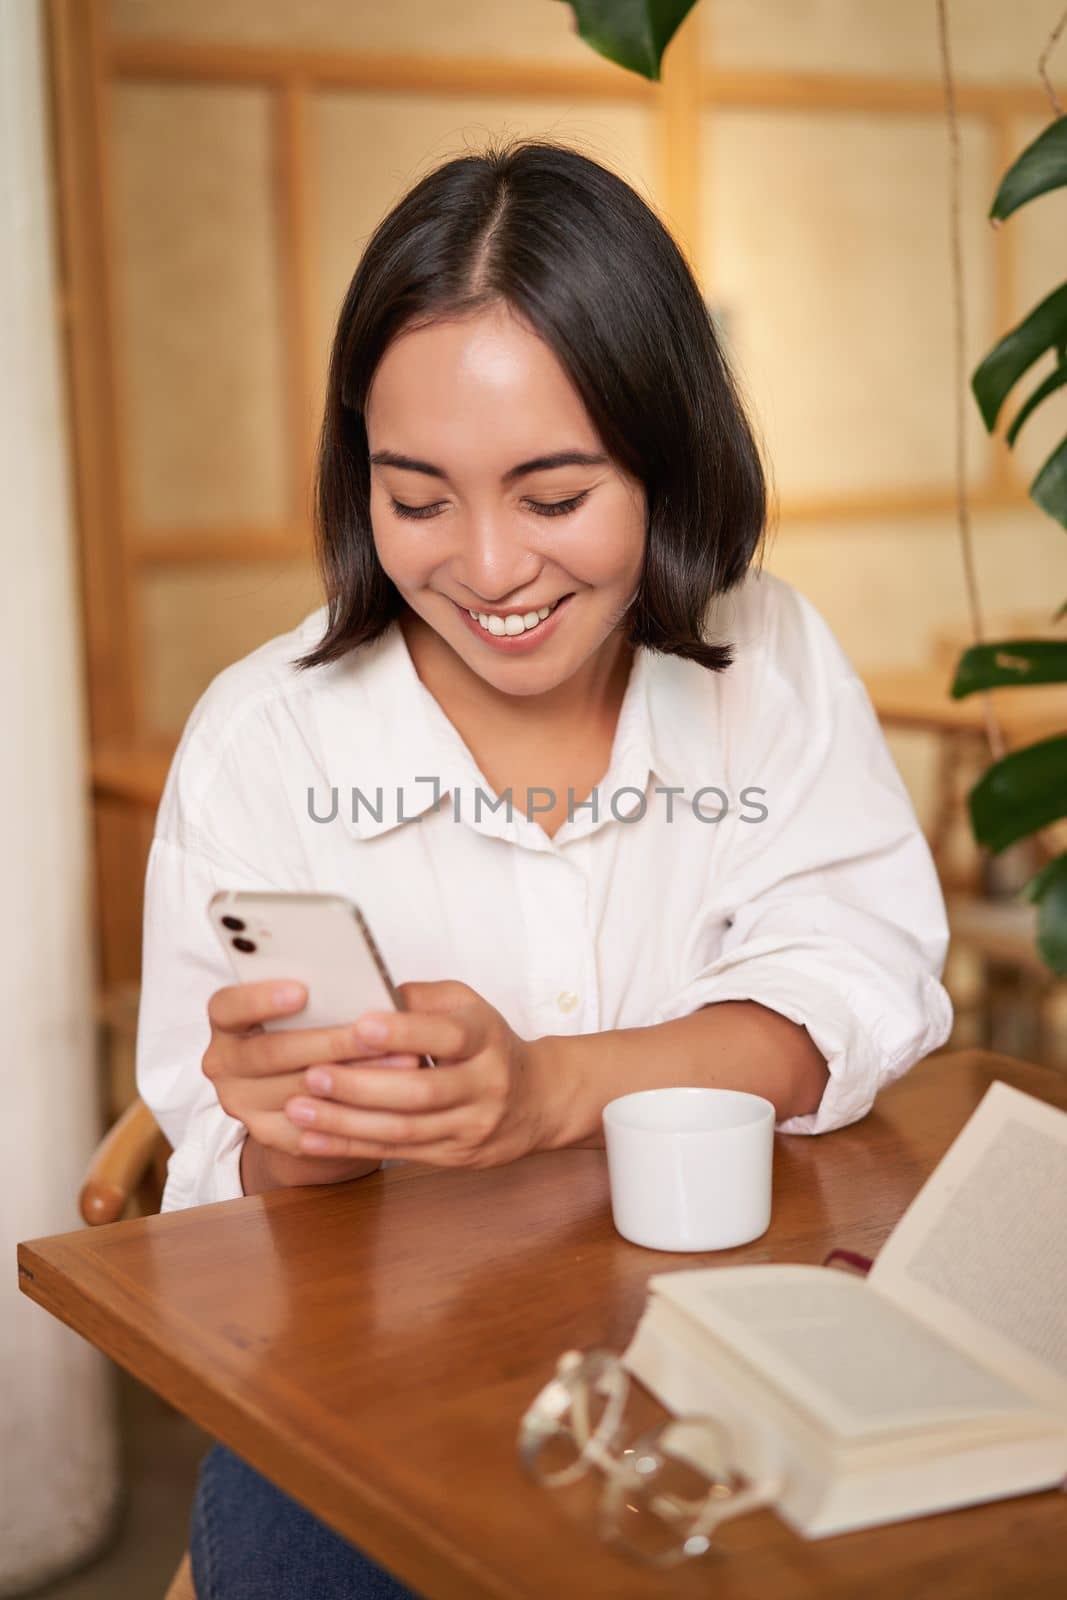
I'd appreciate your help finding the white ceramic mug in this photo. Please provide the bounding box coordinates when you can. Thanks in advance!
[602,1087,775,1251]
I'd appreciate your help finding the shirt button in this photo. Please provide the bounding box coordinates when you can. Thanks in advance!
[557,991,579,1013]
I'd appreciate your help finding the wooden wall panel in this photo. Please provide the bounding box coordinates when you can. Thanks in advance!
[111,83,289,530]
[140,561,323,734]
[108,0,593,64]
[703,0,1067,83]
[764,511,1066,671]
[702,108,996,501]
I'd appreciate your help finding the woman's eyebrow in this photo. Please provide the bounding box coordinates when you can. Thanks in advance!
[368,448,608,484]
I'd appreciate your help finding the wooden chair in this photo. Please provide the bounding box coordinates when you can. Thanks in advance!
[946,889,1065,1066]
[79,1095,169,1226]
[880,615,1067,1067]
[81,1098,197,1600]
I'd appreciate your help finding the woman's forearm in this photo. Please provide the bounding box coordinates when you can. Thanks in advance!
[528,1000,830,1151]
[239,1131,381,1195]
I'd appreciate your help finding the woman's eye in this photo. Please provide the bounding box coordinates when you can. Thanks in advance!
[526,492,589,518]
[389,499,444,520]
[388,490,590,521]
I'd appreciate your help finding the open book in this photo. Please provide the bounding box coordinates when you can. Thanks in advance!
[621,1079,1067,1538]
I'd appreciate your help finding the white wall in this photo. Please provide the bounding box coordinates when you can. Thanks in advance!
[0,0,121,1589]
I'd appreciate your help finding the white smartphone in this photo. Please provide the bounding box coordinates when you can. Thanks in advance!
[207,890,435,1069]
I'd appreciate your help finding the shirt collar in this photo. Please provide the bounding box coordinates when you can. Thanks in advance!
[312,613,725,846]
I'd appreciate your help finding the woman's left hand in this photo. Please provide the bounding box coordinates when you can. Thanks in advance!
[281,980,551,1167]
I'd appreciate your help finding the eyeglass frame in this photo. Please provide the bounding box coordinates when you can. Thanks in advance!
[517,1345,784,1570]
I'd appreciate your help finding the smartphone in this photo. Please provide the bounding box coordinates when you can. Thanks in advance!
[207,890,435,1069]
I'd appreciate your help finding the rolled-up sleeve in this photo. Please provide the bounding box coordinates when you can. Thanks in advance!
[136,833,279,1210]
[647,642,953,1134]
[134,693,305,1211]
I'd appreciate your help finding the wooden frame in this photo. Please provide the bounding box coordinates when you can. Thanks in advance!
[46,0,140,741]
[68,11,1041,592]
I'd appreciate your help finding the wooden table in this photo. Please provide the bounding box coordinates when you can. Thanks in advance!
[18,1050,1067,1599]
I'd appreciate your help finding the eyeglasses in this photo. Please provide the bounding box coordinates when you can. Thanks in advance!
[517,1347,783,1570]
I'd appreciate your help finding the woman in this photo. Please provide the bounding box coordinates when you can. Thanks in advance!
[137,137,952,1598]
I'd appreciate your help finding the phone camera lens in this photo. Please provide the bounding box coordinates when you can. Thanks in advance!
[221,915,246,932]
[232,936,257,953]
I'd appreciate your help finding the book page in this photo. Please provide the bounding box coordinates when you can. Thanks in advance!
[649,1264,1041,1443]
[869,1080,1067,1411]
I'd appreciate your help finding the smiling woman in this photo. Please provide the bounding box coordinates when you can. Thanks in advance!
[134,135,952,1600]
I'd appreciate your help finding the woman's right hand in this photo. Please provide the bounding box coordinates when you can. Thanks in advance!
[202,978,419,1193]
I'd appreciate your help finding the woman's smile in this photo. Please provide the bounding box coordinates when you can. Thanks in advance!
[451,592,575,652]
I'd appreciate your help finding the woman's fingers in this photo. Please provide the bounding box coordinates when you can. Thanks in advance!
[302,1058,474,1113]
[212,1066,337,1129]
[208,979,307,1032]
[287,1099,476,1154]
[206,1017,412,1080]
[349,1004,477,1062]
[285,1048,488,1152]
[247,1109,323,1159]
[395,979,479,1015]
[206,983,476,1076]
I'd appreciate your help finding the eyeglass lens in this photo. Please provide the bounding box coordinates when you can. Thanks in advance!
[599,1418,742,1567]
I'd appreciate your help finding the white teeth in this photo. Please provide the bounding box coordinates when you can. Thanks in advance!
[467,600,559,636]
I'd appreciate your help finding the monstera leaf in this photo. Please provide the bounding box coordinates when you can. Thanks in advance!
[951,639,1067,693]
[1021,852,1067,974]
[564,0,700,79]
[971,118,1067,530]
[971,283,1067,433]
[956,110,1067,978]
[989,115,1067,221]
[967,734,1067,854]
[953,651,1067,975]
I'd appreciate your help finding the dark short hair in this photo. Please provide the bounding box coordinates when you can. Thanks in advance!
[296,136,768,674]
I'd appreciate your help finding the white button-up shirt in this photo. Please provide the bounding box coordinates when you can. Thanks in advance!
[136,569,953,1212]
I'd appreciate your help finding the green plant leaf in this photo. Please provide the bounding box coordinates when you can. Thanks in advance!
[951,639,1067,696]
[1031,434,1067,528]
[968,733,1067,852]
[990,115,1067,221]
[1057,599,1067,621]
[1020,851,1067,975]
[565,0,699,79]
[1006,360,1067,445]
[971,282,1067,431]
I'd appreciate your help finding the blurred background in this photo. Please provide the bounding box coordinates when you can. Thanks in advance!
[4,1,1067,1594]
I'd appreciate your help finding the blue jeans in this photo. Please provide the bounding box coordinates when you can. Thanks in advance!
[189,1442,425,1600]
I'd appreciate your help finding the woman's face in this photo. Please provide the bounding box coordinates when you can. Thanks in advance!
[364,302,646,698]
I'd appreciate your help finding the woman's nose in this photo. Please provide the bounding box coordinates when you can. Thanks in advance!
[453,513,541,605]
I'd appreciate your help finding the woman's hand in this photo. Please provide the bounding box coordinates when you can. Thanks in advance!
[281,980,552,1168]
[203,979,415,1192]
